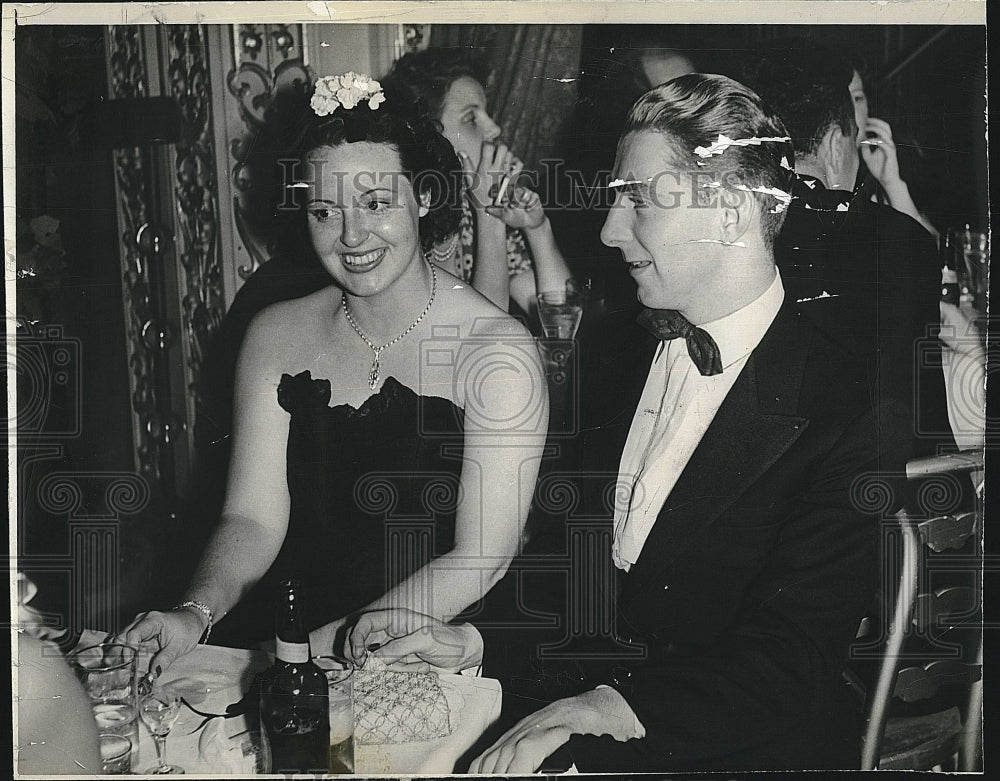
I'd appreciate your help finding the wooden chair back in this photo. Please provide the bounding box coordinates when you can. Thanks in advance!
[856,450,983,770]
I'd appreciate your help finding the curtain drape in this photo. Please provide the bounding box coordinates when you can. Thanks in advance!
[431,25,583,171]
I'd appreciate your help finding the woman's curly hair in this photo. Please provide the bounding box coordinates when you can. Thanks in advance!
[245,85,463,261]
[381,48,488,130]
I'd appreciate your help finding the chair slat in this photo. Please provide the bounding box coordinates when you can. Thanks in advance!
[916,513,977,553]
[905,451,983,479]
[893,660,982,703]
[912,586,977,633]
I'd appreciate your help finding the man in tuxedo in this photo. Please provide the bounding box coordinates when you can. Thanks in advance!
[347,74,906,772]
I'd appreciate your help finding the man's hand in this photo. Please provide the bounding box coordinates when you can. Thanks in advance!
[345,609,483,673]
[859,117,902,187]
[469,687,646,774]
[118,608,206,678]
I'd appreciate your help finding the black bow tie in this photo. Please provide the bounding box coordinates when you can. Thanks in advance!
[636,308,723,376]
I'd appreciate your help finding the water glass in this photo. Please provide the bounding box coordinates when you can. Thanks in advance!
[69,643,140,767]
[99,733,133,774]
[313,656,355,774]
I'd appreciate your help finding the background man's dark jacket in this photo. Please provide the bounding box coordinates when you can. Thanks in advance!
[775,176,949,459]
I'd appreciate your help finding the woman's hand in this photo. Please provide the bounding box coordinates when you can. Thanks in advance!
[468,687,645,774]
[345,609,483,673]
[859,117,902,187]
[309,616,348,658]
[486,185,546,230]
[460,141,521,212]
[119,608,206,678]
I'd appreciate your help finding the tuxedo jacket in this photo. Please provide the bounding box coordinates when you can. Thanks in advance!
[477,298,909,771]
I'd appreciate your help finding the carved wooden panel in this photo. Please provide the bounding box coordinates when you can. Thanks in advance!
[165,25,226,452]
[106,24,226,501]
[106,26,160,486]
[226,24,312,282]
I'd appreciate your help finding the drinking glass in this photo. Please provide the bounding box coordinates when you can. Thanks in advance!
[69,643,140,767]
[536,286,585,342]
[139,689,185,774]
[313,656,355,774]
[955,226,988,312]
[99,734,133,774]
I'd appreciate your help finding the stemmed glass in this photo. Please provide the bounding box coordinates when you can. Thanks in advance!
[536,280,586,387]
[139,689,185,774]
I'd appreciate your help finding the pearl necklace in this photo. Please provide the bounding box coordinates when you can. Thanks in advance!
[424,232,459,265]
[342,262,438,390]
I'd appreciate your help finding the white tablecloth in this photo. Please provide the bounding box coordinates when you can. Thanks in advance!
[136,644,502,775]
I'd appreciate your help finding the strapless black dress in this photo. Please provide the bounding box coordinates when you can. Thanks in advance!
[213,372,465,646]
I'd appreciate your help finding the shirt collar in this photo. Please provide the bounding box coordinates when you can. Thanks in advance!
[698,270,785,371]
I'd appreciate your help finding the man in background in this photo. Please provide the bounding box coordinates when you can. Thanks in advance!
[743,42,949,461]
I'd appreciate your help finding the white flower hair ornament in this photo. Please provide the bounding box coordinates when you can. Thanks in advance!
[311,71,386,116]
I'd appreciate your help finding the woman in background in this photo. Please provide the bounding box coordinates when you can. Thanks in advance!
[849,67,939,240]
[383,48,572,314]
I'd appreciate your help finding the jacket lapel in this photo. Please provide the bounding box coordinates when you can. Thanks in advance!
[625,304,812,578]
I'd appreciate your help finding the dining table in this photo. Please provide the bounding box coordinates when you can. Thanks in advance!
[127,642,503,775]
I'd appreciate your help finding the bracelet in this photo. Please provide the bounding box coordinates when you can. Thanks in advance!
[174,600,213,644]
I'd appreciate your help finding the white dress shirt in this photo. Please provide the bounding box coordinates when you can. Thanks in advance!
[612,271,785,571]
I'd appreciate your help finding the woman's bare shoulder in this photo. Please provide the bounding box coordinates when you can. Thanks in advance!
[435,268,532,340]
[241,288,340,371]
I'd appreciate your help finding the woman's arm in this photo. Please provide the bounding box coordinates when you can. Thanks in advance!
[523,216,572,296]
[381,326,547,615]
[185,310,293,616]
[123,309,293,674]
[313,323,549,653]
[488,187,572,315]
[460,143,519,311]
[471,210,513,310]
[860,117,938,239]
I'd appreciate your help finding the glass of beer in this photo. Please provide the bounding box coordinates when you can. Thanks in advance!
[313,656,355,774]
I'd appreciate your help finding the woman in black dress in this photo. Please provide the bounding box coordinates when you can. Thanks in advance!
[123,72,548,670]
